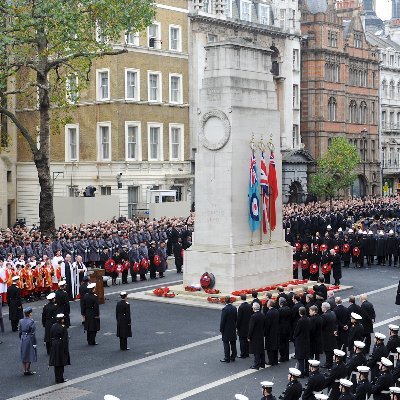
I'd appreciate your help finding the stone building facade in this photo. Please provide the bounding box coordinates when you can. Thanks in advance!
[189,0,308,203]
[15,0,192,224]
[301,0,381,197]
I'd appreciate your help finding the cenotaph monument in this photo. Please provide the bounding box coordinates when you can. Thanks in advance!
[184,38,292,293]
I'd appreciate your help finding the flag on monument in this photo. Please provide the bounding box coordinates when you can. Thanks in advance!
[268,151,278,231]
[260,152,269,235]
[249,150,260,232]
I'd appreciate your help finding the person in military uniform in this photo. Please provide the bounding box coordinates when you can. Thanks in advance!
[386,325,400,364]
[302,359,325,400]
[41,292,57,355]
[338,379,355,400]
[82,283,100,345]
[279,368,303,400]
[261,381,276,400]
[346,341,367,387]
[348,314,364,356]
[392,347,400,381]
[370,357,394,400]
[55,281,71,328]
[49,313,70,383]
[7,276,23,332]
[324,349,347,400]
[116,291,132,351]
[355,366,371,400]
[368,333,389,381]
[389,386,400,400]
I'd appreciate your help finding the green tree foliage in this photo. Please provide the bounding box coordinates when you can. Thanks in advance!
[309,137,361,203]
[0,0,155,234]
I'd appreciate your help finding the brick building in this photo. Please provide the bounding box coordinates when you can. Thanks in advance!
[15,0,192,224]
[301,0,381,197]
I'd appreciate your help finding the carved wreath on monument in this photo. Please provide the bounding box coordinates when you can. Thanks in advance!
[199,110,231,150]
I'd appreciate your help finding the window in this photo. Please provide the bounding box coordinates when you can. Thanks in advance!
[292,10,296,29]
[100,186,111,196]
[65,124,79,162]
[225,0,234,17]
[148,123,163,161]
[349,100,357,123]
[382,79,388,98]
[328,31,338,47]
[259,4,271,25]
[354,32,362,48]
[359,101,367,124]
[97,122,111,161]
[6,171,11,183]
[203,0,210,12]
[382,111,387,129]
[148,71,162,102]
[125,31,139,46]
[125,122,141,161]
[390,55,394,66]
[66,74,79,104]
[390,112,395,128]
[371,140,375,162]
[148,22,161,49]
[328,97,337,121]
[169,74,182,104]
[68,185,79,197]
[293,49,299,70]
[372,72,376,88]
[292,125,299,148]
[208,34,218,43]
[169,124,184,161]
[371,101,375,124]
[397,112,400,128]
[96,69,110,101]
[279,9,286,29]
[390,81,395,99]
[125,69,139,101]
[128,186,139,218]
[397,82,400,99]
[241,0,252,22]
[293,84,299,108]
[169,25,181,52]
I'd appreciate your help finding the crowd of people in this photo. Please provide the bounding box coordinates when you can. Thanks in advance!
[221,283,400,400]
[0,216,194,304]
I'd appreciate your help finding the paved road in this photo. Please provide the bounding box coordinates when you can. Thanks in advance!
[1,264,399,400]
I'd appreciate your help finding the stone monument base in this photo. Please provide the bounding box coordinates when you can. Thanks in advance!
[183,241,292,293]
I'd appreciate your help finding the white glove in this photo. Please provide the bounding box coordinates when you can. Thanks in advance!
[33,345,37,348]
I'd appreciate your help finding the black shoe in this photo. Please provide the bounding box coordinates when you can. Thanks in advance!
[238,355,246,359]
[260,364,266,368]
[250,365,259,370]
[24,371,36,375]
[62,379,68,383]
[230,358,236,362]
[220,359,230,363]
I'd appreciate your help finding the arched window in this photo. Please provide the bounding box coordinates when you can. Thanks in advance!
[397,81,400,99]
[335,64,340,82]
[349,100,358,123]
[382,79,388,97]
[328,97,337,121]
[359,101,367,124]
[390,80,395,99]
[397,112,400,128]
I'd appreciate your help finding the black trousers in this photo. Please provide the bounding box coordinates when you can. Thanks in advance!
[297,358,307,376]
[364,333,371,354]
[325,350,334,368]
[253,351,266,368]
[54,366,64,383]
[122,270,128,284]
[223,340,237,361]
[120,337,128,350]
[45,342,51,355]
[87,331,97,345]
[239,337,249,357]
[279,333,290,361]
[267,350,278,365]
[324,273,331,284]
[11,319,18,332]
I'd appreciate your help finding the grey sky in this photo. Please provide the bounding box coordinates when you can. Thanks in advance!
[376,0,392,20]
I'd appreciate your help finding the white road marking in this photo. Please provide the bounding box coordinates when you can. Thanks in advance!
[342,283,398,302]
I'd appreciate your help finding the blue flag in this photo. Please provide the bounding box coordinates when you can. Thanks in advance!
[249,151,260,232]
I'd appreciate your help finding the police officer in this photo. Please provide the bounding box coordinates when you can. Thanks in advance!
[338,379,355,400]
[302,360,325,400]
[82,283,100,345]
[280,368,303,400]
[324,349,347,400]
[261,381,276,400]
[355,366,371,400]
[370,357,394,400]
[368,333,389,381]
[116,291,132,351]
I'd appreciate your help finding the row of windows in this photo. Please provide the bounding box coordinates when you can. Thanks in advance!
[348,138,376,162]
[327,97,376,124]
[327,31,363,49]
[83,69,184,104]
[381,79,400,100]
[65,122,185,163]
[381,110,400,130]
[382,147,400,168]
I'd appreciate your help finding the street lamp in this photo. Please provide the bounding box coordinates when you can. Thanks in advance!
[361,128,368,199]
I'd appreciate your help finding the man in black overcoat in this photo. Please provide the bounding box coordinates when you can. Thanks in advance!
[49,313,70,383]
[7,276,23,331]
[278,299,292,362]
[321,301,337,369]
[360,294,375,354]
[264,300,279,366]
[219,296,237,363]
[248,302,266,370]
[55,281,71,328]
[116,291,132,351]
[236,294,252,358]
[294,306,310,377]
[309,305,323,361]
[42,292,57,355]
[82,283,100,345]
[334,297,351,358]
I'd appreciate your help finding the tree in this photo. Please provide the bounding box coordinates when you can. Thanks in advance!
[0,0,155,235]
[309,137,361,206]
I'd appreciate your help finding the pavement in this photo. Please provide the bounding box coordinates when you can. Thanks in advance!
[0,264,399,400]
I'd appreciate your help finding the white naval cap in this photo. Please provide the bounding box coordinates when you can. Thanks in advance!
[314,394,329,400]
[104,396,121,400]
[338,228,343,232]
[368,231,373,235]
[390,230,394,235]
[289,368,302,377]
[12,275,20,281]
[390,387,400,394]
[56,313,64,319]
[348,229,354,233]
[389,324,400,331]
[339,379,353,388]
[363,231,367,235]
[235,395,249,400]
[351,312,362,320]
[353,341,365,349]
[375,332,386,340]
[327,225,332,229]
[261,381,274,388]
[334,349,346,357]
[381,357,393,367]
[58,280,66,286]
[46,292,56,300]
[87,282,96,289]
[308,359,320,367]
[379,231,384,236]
[120,291,127,296]
[358,230,363,235]
[397,347,400,354]
[357,366,370,373]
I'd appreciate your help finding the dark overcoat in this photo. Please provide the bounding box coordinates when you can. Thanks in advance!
[293,315,310,359]
[116,300,132,338]
[83,292,100,332]
[55,289,70,327]
[7,284,23,321]
[41,302,57,343]
[265,307,279,350]
[220,303,237,342]
[309,314,323,355]
[236,301,252,338]
[248,311,265,354]
[49,322,70,367]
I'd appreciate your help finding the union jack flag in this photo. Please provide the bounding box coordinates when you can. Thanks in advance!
[260,152,269,234]
[249,150,260,232]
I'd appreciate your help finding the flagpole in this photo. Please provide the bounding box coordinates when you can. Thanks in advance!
[268,136,274,244]
[258,138,266,245]
[250,134,255,246]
